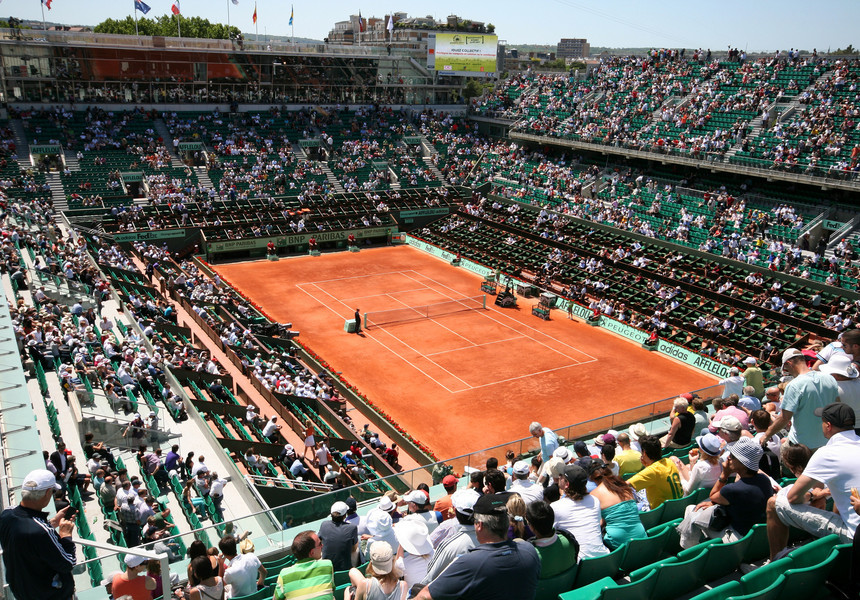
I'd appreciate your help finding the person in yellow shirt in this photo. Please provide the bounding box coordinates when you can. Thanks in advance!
[615,433,642,478]
[627,434,683,509]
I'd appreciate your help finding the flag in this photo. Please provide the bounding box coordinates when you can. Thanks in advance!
[42,0,52,9]
[171,0,180,15]
[386,15,393,33]
[252,2,257,24]
[358,11,365,32]
[288,5,293,26]
[134,0,151,14]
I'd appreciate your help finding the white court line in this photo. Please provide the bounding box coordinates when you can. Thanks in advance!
[402,270,599,363]
[294,282,464,394]
[386,294,477,348]
[423,335,525,357]
[297,270,416,285]
[338,287,431,302]
[453,362,596,393]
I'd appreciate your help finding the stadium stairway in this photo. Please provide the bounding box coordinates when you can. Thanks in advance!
[155,118,179,157]
[46,171,69,213]
[63,149,81,172]
[194,166,214,190]
[422,156,446,182]
[320,161,346,193]
[10,119,31,171]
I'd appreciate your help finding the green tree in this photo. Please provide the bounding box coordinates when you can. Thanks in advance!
[94,15,239,39]
[830,45,857,55]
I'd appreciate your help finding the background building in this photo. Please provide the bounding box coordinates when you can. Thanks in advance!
[557,38,590,59]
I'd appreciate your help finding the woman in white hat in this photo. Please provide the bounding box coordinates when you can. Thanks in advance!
[393,519,433,588]
[347,541,407,600]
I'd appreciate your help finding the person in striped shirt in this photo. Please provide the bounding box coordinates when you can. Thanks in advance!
[274,530,334,600]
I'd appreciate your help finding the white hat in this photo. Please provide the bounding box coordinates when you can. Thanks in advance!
[744,357,757,365]
[402,490,429,505]
[21,469,61,492]
[512,460,530,476]
[124,554,146,568]
[394,519,432,556]
[450,488,480,514]
[820,354,859,379]
[330,501,349,516]
[628,423,647,441]
[378,496,396,512]
[366,510,393,536]
[552,447,571,462]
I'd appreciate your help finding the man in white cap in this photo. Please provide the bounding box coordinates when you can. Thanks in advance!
[0,469,76,600]
[422,489,480,584]
[759,348,839,450]
[743,357,765,398]
[318,501,358,572]
[110,554,157,600]
[765,403,860,561]
[819,354,860,412]
[509,461,543,506]
[402,490,439,533]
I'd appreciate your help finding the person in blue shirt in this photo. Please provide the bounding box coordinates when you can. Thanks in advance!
[529,421,559,463]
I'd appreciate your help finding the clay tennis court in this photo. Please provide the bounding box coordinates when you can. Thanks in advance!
[213,246,717,459]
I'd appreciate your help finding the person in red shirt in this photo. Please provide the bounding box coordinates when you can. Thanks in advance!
[110,555,156,600]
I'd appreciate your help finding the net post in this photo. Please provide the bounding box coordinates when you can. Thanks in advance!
[363,313,368,329]
[482,294,486,309]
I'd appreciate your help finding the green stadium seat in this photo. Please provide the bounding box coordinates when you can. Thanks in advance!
[574,543,626,587]
[534,563,578,600]
[232,587,273,600]
[567,569,658,600]
[631,547,710,599]
[777,546,843,600]
[638,503,665,530]
[619,526,672,573]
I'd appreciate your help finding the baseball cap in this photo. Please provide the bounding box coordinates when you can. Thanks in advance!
[330,501,349,516]
[368,541,394,575]
[573,441,589,456]
[561,464,588,488]
[586,458,606,477]
[442,474,459,487]
[814,402,856,429]
[402,490,429,505]
[21,469,61,492]
[450,488,481,514]
[512,460,530,476]
[545,457,567,479]
[729,438,763,472]
[472,493,508,515]
[744,357,757,365]
[782,348,804,366]
[596,433,616,447]
[124,555,146,568]
[344,497,357,513]
[714,415,743,432]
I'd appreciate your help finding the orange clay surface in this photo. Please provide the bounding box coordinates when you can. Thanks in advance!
[213,246,717,459]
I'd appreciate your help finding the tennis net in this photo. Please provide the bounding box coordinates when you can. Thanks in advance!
[365,295,487,328]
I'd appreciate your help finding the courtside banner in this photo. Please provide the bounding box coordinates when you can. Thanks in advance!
[599,316,650,343]
[656,340,731,378]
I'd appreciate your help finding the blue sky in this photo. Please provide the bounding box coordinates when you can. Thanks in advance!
[5,0,857,51]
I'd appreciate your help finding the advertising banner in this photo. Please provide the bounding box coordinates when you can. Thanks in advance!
[207,226,395,254]
[114,229,187,242]
[428,33,498,73]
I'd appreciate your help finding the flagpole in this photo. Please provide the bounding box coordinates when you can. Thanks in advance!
[177,14,181,38]
[133,0,139,36]
[226,0,230,29]
[40,0,46,31]
[290,5,294,46]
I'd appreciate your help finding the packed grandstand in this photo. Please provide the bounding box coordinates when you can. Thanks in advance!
[0,21,859,600]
